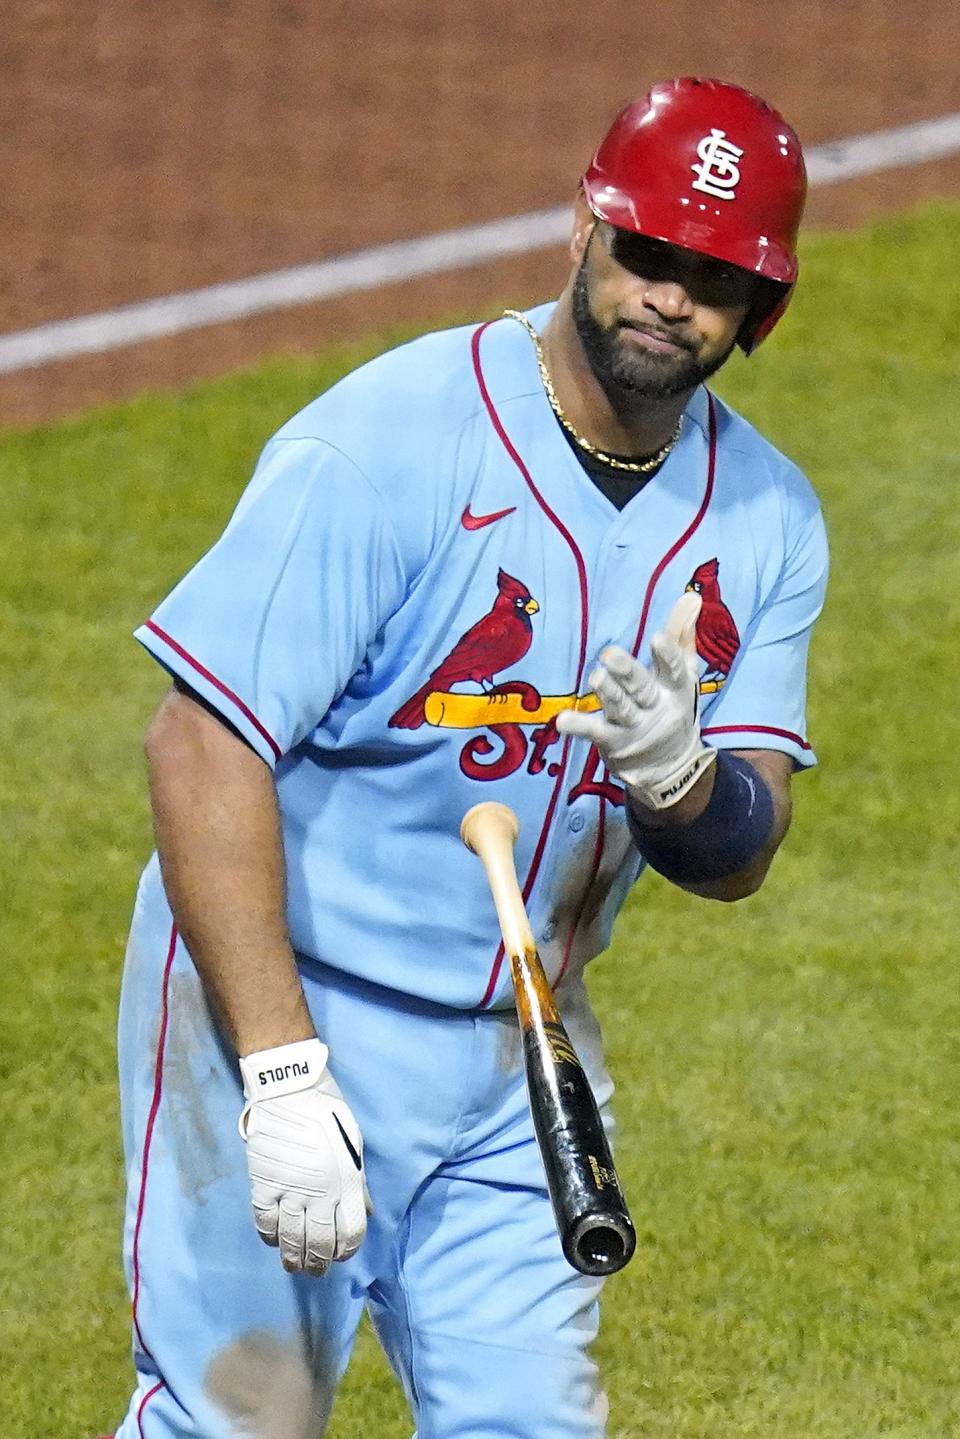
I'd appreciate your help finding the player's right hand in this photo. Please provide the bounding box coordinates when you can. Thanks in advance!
[238,1038,369,1276]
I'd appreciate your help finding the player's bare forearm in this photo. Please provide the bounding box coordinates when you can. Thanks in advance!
[628,748,793,901]
[144,687,315,1056]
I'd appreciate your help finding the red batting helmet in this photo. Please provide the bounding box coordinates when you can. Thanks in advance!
[582,77,807,351]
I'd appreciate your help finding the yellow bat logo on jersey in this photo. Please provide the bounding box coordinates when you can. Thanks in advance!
[425,689,598,728]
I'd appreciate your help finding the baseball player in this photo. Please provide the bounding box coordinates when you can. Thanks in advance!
[106,78,826,1439]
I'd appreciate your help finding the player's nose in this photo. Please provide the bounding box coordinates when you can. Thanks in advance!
[639,278,694,320]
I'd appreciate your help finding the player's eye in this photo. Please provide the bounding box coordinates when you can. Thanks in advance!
[609,230,755,309]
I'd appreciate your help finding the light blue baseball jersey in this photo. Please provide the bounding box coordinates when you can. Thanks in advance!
[135,303,827,1009]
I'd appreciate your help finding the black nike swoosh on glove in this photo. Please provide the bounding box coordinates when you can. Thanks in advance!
[333,1113,363,1170]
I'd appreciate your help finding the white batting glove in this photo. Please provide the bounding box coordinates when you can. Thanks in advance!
[238,1037,369,1276]
[556,592,716,810]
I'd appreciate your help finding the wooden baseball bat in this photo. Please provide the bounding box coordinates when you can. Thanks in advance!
[460,801,636,1277]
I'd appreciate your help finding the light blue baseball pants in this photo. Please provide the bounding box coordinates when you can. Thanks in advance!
[112,856,614,1439]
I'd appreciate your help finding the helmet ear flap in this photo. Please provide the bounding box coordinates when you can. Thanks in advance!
[738,277,794,354]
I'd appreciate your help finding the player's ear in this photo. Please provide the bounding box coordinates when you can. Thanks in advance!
[570,189,596,263]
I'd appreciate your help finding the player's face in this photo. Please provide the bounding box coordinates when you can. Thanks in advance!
[571,217,755,401]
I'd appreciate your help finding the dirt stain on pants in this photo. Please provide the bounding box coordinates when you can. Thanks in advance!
[205,1331,335,1439]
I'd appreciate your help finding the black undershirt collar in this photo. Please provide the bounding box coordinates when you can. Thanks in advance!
[556,421,666,509]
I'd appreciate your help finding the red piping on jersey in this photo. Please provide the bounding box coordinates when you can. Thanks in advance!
[553,394,719,987]
[137,1381,165,1438]
[142,620,283,762]
[703,722,811,750]
[629,395,718,658]
[130,923,178,1359]
[471,319,592,1007]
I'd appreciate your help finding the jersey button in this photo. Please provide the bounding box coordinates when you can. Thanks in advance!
[542,921,556,942]
[569,812,585,832]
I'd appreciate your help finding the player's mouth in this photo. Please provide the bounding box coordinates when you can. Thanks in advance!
[617,322,693,356]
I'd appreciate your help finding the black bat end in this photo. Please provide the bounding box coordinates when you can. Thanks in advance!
[564,1210,637,1276]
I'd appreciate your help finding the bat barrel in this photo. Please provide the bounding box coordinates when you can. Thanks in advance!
[524,1024,637,1276]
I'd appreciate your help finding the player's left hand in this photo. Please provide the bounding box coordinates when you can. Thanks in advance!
[556,591,716,810]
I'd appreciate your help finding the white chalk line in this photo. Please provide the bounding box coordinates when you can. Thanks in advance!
[3,111,960,376]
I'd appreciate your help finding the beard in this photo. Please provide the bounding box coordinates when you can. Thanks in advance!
[571,258,737,403]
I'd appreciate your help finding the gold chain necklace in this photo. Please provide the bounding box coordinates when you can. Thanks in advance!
[503,308,683,474]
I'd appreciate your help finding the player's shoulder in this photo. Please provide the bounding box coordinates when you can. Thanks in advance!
[706,389,822,525]
[273,304,548,447]
[230,314,535,564]
[273,318,493,448]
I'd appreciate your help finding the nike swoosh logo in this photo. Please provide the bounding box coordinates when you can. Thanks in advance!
[333,1113,363,1170]
[461,503,516,530]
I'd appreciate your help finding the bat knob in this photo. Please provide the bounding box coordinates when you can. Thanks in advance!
[566,1211,637,1277]
[460,801,519,854]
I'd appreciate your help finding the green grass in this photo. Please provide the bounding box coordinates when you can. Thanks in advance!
[2,201,959,1437]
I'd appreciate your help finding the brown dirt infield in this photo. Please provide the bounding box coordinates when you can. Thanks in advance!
[4,0,960,427]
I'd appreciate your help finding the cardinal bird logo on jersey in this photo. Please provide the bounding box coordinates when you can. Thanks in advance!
[389,568,540,730]
[685,558,740,683]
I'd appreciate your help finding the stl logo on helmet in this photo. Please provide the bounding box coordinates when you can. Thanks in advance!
[690,128,744,201]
